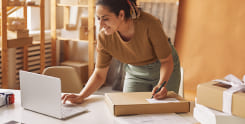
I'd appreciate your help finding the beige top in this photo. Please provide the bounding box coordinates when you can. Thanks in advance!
[96,11,172,68]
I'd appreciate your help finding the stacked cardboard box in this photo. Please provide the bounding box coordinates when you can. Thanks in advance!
[8,29,29,39]
[196,81,245,118]
[60,0,87,5]
[65,24,77,31]
[61,61,88,85]
[194,103,245,124]
[7,17,31,41]
[195,75,245,123]
[7,17,25,31]
[79,17,88,40]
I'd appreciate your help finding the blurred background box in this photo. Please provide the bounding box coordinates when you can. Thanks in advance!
[60,0,87,5]
[8,29,29,39]
[61,61,88,85]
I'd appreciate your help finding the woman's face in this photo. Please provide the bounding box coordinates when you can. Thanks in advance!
[96,5,124,35]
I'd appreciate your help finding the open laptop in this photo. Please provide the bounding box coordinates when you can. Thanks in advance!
[19,70,87,119]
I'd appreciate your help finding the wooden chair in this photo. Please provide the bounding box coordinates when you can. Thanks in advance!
[42,66,83,93]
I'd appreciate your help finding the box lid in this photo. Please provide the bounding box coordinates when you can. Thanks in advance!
[105,91,187,105]
[105,91,190,116]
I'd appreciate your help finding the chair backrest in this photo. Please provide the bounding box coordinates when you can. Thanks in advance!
[42,66,83,93]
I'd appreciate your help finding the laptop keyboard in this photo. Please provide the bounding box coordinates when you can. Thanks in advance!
[61,104,87,117]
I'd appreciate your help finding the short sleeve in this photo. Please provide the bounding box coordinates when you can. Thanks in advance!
[148,19,172,59]
[96,33,112,68]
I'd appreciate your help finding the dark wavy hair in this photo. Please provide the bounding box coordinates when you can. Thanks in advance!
[96,0,137,20]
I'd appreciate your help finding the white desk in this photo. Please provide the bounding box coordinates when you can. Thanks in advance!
[0,89,198,124]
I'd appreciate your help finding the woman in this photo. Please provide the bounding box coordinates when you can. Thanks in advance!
[62,0,180,104]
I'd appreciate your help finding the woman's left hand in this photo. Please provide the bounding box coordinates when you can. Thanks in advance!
[152,85,168,99]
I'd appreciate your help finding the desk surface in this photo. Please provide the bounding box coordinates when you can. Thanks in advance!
[0,89,198,124]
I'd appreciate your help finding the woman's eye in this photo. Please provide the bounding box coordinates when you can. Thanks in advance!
[103,18,108,21]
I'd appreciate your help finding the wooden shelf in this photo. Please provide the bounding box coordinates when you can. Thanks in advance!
[7,37,33,48]
[0,0,46,88]
[51,0,95,78]
[57,36,88,42]
[7,5,41,7]
[57,3,88,7]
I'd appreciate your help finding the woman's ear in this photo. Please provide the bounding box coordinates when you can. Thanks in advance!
[119,10,125,20]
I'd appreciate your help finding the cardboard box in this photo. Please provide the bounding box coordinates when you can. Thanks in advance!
[8,29,29,39]
[65,24,77,31]
[7,17,25,31]
[105,91,190,116]
[81,17,88,26]
[60,0,87,5]
[8,0,25,6]
[8,17,25,24]
[26,1,36,6]
[194,104,245,124]
[61,61,88,85]
[79,26,96,40]
[79,26,88,40]
[196,81,245,118]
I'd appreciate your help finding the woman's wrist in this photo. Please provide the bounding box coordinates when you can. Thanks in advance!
[78,94,86,100]
[157,81,164,86]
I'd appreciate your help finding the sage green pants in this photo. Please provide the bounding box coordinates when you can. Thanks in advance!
[123,42,180,94]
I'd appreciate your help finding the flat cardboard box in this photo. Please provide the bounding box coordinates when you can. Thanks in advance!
[105,91,190,116]
[196,81,245,118]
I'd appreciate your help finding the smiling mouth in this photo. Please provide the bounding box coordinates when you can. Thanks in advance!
[103,27,109,31]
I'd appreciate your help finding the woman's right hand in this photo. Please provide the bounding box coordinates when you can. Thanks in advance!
[61,67,109,104]
[61,94,84,104]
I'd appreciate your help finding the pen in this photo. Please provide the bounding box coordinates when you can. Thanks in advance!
[151,81,166,99]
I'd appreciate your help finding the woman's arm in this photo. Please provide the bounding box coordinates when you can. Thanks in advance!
[152,54,173,99]
[62,66,109,104]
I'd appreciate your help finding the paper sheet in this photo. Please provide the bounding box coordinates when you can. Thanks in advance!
[114,113,192,124]
[146,98,179,103]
